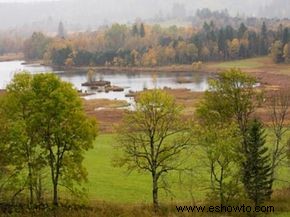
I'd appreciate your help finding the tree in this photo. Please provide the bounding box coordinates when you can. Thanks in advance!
[30,73,98,206]
[140,23,145,37]
[242,119,273,207]
[229,38,240,59]
[163,46,176,64]
[206,69,257,149]
[58,21,66,38]
[0,96,14,201]
[105,24,127,50]
[238,23,247,39]
[271,40,284,63]
[176,41,187,64]
[87,68,96,83]
[132,24,139,36]
[142,48,157,67]
[0,73,44,205]
[195,107,242,204]
[116,89,190,210]
[282,28,289,45]
[283,42,290,63]
[259,22,269,55]
[23,32,51,60]
[130,49,140,66]
[51,46,72,66]
[267,89,290,189]
[186,43,198,63]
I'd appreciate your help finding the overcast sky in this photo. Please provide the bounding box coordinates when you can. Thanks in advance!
[0,0,59,2]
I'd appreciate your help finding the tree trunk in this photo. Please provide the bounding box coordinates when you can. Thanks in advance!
[53,181,58,206]
[152,173,159,212]
[28,163,34,206]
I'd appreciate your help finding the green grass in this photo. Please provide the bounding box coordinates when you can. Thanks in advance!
[271,213,290,217]
[83,133,290,204]
[214,57,265,69]
[84,134,151,203]
[83,134,207,204]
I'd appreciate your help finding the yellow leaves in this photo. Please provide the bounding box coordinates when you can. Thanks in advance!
[164,46,175,59]
[65,57,74,68]
[112,57,126,67]
[192,61,203,71]
[201,47,210,59]
[142,48,157,67]
[283,43,290,63]
[130,49,140,66]
[228,38,240,58]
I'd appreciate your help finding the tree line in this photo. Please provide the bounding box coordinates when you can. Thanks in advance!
[23,21,290,67]
[271,24,290,64]
[1,69,290,213]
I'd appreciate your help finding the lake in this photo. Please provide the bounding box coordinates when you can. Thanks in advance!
[0,61,210,101]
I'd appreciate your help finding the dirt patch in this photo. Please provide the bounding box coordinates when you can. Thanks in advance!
[83,89,203,133]
[83,99,129,133]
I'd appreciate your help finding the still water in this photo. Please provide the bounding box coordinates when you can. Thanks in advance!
[0,61,210,101]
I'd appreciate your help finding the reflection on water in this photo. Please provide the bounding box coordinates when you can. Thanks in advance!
[0,61,211,101]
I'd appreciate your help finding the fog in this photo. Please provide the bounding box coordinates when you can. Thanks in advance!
[0,0,288,33]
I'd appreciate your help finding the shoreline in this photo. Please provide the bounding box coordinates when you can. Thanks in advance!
[0,53,24,62]
[44,63,215,74]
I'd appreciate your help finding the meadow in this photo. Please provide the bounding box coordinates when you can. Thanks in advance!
[207,56,290,75]
[1,133,289,217]
[79,133,290,215]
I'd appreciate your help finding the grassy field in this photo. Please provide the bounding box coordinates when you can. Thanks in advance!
[212,57,266,69]
[83,134,206,204]
[82,133,290,204]
[207,56,290,75]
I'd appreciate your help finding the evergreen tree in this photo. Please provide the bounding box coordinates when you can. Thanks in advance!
[277,24,283,41]
[259,22,268,55]
[242,119,273,207]
[238,23,247,39]
[225,25,234,41]
[132,24,139,36]
[57,21,66,38]
[248,31,259,57]
[140,23,145,37]
[239,43,247,58]
[282,27,289,45]
[218,28,227,59]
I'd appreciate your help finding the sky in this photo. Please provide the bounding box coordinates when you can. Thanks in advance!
[0,0,286,33]
[0,0,58,2]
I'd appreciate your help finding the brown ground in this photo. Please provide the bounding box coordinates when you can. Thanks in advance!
[83,89,204,133]
[83,99,129,133]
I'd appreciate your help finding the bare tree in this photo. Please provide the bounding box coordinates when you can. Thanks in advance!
[267,89,290,186]
[116,89,190,211]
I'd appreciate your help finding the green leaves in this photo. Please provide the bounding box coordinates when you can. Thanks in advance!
[116,89,190,208]
[242,119,273,206]
[0,72,98,205]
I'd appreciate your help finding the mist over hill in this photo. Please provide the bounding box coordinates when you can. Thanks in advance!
[0,0,285,33]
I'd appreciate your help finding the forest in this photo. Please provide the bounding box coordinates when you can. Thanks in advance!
[21,20,290,68]
[1,8,290,67]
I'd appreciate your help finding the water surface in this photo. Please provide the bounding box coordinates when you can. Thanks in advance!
[0,61,210,101]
